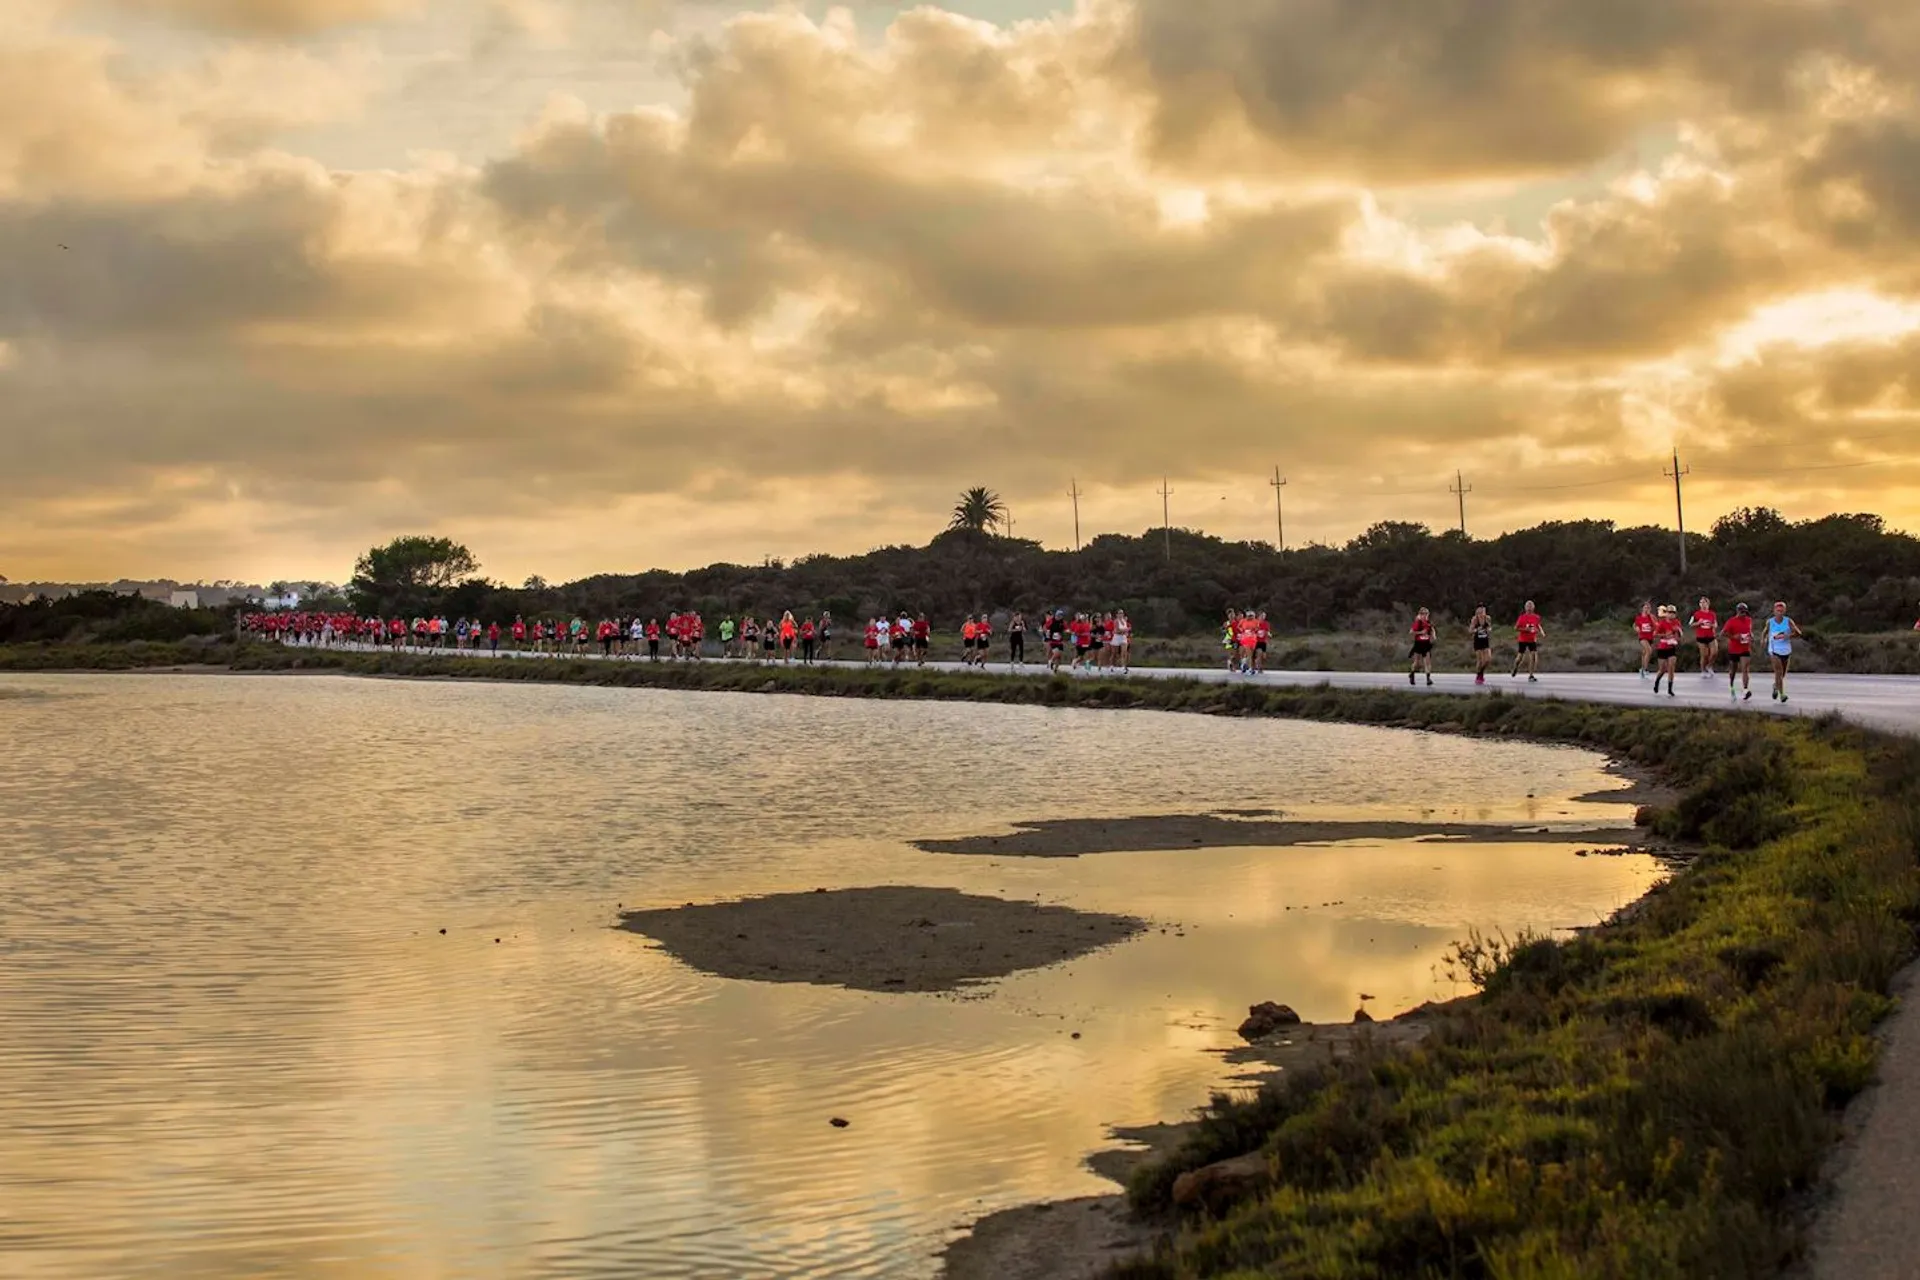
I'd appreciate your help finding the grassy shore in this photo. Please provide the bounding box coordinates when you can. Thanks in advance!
[11,643,1919,1276]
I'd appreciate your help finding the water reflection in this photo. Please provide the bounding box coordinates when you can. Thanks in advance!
[0,674,1664,1278]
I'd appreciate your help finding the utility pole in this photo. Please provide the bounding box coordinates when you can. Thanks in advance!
[1068,478,1082,551]
[1269,467,1288,550]
[1157,476,1174,562]
[1450,469,1472,537]
[1004,508,1014,541]
[1665,449,1690,574]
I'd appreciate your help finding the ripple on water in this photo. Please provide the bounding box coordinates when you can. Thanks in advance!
[0,673,1666,1278]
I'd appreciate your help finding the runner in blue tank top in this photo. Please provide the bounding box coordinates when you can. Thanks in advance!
[1766,601,1803,703]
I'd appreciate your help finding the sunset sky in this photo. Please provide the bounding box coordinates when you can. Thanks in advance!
[5,0,1920,585]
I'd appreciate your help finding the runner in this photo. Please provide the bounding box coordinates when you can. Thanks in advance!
[1070,613,1092,670]
[1251,610,1269,674]
[913,613,931,666]
[818,611,834,661]
[645,617,661,661]
[1688,596,1719,677]
[1651,605,1682,697]
[1221,609,1239,673]
[1088,613,1107,671]
[864,616,881,665]
[800,616,817,664]
[487,620,501,653]
[1468,606,1493,684]
[1767,602,1803,703]
[1236,610,1259,675]
[1008,611,1027,667]
[719,615,737,659]
[975,613,993,666]
[1114,610,1133,673]
[762,618,778,661]
[1408,608,1436,686]
[1722,604,1755,701]
[1045,611,1067,673]
[1511,601,1544,681]
[961,615,980,666]
[1632,602,1656,679]
[779,611,798,663]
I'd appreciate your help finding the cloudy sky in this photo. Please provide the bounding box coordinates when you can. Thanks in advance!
[5,0,1920,584]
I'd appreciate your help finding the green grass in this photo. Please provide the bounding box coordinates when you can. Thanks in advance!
[14,642,1920,1277]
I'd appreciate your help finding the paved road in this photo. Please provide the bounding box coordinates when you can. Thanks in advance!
[314,641,1920,737]
[288,642,1920,1274]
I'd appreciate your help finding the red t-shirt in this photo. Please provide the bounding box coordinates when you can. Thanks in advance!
[1655,618,1682,646]
[1410,618,1434,643]
[1515,613,1542,642]
[1689,609,1718,640]
[1723,616,1753,654]
[1634,613,1655,640]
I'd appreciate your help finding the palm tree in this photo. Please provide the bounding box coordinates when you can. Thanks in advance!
[950,487,1008,535]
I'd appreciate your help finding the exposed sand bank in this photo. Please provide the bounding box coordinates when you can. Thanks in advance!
[617,886,1146,994]
[913,811,1641,858]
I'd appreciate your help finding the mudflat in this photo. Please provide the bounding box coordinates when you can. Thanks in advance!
[618,886,1146,993]
[913,812,1639,858]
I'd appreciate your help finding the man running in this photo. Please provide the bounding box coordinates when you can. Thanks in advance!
[1721,604,1755,701]
[1511,601,1544,681]
[1688,597,1718,677]
[1767,602,1803,703]
[1408,608,1435,686]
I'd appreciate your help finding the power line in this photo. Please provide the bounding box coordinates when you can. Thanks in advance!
[1157,476,1174,562]
[1664,449,1691,574]
[1269,467,1288,551]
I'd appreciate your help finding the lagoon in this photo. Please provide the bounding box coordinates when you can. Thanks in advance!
[0,674,1664,1278]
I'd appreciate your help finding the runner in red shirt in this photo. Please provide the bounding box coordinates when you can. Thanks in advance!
[1632,602,1656,680]
[510,617,526,650]
[1651,606,1683,697]
[864,618,880,665]
[1720,604,1755,702]
[1253,611,1272,674]
[1408,607,1436,686]
[1688,597,1719,677]
[1511,601,1544,681]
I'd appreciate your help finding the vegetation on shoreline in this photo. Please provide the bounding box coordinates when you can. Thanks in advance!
[10,642,1919,1275]
[1117,719,1920,1278]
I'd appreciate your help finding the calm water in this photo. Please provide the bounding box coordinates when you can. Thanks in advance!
[0,674,1664,1279]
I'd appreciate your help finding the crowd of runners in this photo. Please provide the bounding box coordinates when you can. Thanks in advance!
[236,607,1140,673]
[1398,597,1806,703]
[238,596,1814,700]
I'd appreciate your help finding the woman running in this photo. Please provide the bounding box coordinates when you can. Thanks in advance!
[1651,606,1682,697]
[799,617,817,664]
[779,611,798,663]
[1469,606,1493,684]
[1633,601,1656,679]
[1222,609,1239,672]
[1113,610,1132,673]
[763,618,778,662]
[960,615,979,666]
[818,612,833,661]
[1008,612,1026,666]
[1045,612,1066,673]
[1408,608,1435,686]
[1721,604,1755,701]
[1688,597,1718,678]
[1767,602,1803,703]
[976,613,993,666]
[864,617,880,665]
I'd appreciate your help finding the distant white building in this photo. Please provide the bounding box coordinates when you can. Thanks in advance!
[169,590,201,609]
[263,590,301,609]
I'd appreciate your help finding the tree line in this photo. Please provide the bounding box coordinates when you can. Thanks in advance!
[341,508,1920,635]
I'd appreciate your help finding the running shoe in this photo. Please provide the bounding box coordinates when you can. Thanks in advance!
[1729,685,1737,701]
[1409,671,1416,686]
[1669,686,1676,698]
[1475,674,1485,685]
[1639,669,1647,680]
[1781,694,1790,704]
[1425,675,1433,686]
[1528,674,1538,682]
[1743,690,1752,701]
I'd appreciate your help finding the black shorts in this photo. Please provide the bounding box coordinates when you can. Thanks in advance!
[1517,641,1538,653]
[892,636,907,649]
[1729,650,1751,663]
[1255,641,1267,652]
[1655,646,1678,660]
[1696,636,1716,647]
[1472,637,1490,651]
[1411,641,1433,656]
